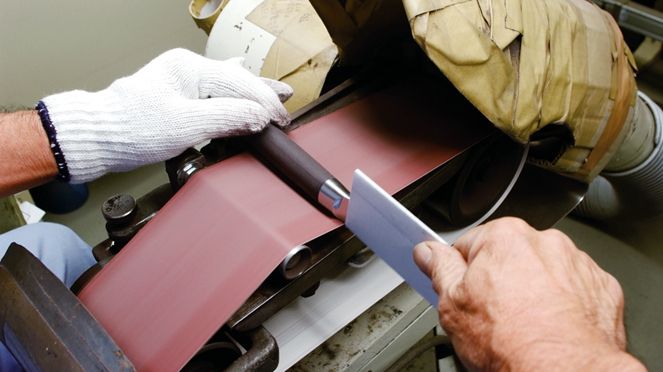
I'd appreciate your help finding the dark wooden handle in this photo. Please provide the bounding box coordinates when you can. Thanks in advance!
[247,125,333,201]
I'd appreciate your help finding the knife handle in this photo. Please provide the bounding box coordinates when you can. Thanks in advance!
[247,125,349,220]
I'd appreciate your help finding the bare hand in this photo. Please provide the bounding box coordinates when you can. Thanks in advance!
[413,217,645,371]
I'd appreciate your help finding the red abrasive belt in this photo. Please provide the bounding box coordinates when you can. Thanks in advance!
[78,81,490,371]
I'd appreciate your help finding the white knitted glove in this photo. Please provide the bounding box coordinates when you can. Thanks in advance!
[37,48,292,183]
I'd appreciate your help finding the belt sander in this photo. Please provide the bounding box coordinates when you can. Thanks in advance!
[0,73,587,371]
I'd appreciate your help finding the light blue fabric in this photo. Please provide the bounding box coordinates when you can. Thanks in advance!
[0,223,95,372]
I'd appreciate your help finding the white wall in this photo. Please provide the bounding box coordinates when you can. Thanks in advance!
[0,1,206,108]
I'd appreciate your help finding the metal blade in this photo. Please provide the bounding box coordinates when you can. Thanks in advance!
[345,169,445,306]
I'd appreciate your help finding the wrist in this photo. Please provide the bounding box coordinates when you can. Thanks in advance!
[0,111,58,196]
[484,314,639,372]
[40,89,123,183]
[498,337,644,372]
[589,350,647,372]
[36,100,71,182]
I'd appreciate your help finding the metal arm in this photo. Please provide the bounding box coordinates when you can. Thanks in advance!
[593,0,663,41]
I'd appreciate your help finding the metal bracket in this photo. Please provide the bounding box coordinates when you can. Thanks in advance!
[593,0,663,41]
[0,244,134,371]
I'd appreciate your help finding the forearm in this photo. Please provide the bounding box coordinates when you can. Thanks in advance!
[0,110,57,196]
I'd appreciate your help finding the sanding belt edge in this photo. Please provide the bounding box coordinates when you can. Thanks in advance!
[78,81,491,371]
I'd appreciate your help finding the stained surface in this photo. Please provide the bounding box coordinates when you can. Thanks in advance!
[78,80,491,371]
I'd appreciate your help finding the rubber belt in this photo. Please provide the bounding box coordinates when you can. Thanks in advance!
[78,80,491,371]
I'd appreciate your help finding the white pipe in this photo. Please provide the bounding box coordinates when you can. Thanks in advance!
[573,175,621,219]
[604,93,657,172]
[575,91,663,220]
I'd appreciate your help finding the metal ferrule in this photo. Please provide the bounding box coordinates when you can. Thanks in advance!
[279,245,313,280]
[177,161,203,186]
[317,178,351,221]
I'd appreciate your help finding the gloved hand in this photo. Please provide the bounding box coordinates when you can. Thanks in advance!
[38,48,292,183]
[413,217,645,371]
[404,0,638,180]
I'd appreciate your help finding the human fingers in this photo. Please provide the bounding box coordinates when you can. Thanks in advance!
[199,57,294,103]
[413,241,467,297]
[453,217,535,264]
[139,50,291,127]
[173,96,273,140]
[196,57,291,127]
[220,58,294,105]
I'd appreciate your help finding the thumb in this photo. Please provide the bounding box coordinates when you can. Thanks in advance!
[414,241,467,296]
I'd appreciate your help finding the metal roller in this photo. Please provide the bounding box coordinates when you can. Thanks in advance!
[279,245,313,280]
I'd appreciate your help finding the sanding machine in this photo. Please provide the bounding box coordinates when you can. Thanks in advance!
[8,0,663,368]
[0,63,588,370]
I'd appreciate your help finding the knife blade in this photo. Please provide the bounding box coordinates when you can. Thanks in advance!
[345,169,445,306]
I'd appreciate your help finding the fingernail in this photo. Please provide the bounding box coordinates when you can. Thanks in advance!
[413,243,432,269]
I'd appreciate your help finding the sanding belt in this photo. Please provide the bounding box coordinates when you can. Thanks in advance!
[78,81,491,371]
